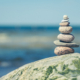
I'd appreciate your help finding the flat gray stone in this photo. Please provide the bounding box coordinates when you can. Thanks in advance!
[61,20,69,22]
[53,40,79,47]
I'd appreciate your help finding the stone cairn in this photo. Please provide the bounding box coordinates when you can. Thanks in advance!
[53,15,79,56]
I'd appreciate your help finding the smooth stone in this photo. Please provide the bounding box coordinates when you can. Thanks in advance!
[59,22,70,26]
[54,47,74,55]
[57,34,74,42]
[59,26,72,33]
[63,15,69,20]
[53,40,79,47]
[61,20,69,22]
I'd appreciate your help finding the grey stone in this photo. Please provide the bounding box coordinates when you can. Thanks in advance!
[57,33,74,42]
[54,40,79,47]
[59,26,72,33]
[61,20,69,22]
[1,53,80,80]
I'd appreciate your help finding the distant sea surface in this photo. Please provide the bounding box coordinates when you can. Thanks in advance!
[0,25,80,77]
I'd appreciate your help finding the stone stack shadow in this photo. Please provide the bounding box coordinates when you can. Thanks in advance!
[54,15,79,56]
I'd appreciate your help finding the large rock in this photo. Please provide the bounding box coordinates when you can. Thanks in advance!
[54,40,79,47]
[1,53,80,80]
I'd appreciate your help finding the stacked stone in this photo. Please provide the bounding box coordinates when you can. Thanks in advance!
[54,15,79,56]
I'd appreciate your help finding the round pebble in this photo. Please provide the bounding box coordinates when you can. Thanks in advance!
[57,34,74,42]
[63,15,69,20]
[54,47,74,55]
[59,26,72,33]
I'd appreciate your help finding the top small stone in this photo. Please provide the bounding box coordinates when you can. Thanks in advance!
[63,15,69,20]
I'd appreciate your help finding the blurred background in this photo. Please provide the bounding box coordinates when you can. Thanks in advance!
[0,0,80,77]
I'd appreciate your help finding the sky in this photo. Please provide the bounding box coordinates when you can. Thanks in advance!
[0,0,80,25]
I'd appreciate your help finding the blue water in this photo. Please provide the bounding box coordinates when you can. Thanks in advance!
[0,26,80,77]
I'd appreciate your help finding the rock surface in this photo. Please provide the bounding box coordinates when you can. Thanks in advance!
[59,22,70,26]
[54,40,79,47]
[54,47,74,55]
[59,26,72,33]
[57,34,74,42]
[1,53,80,80]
